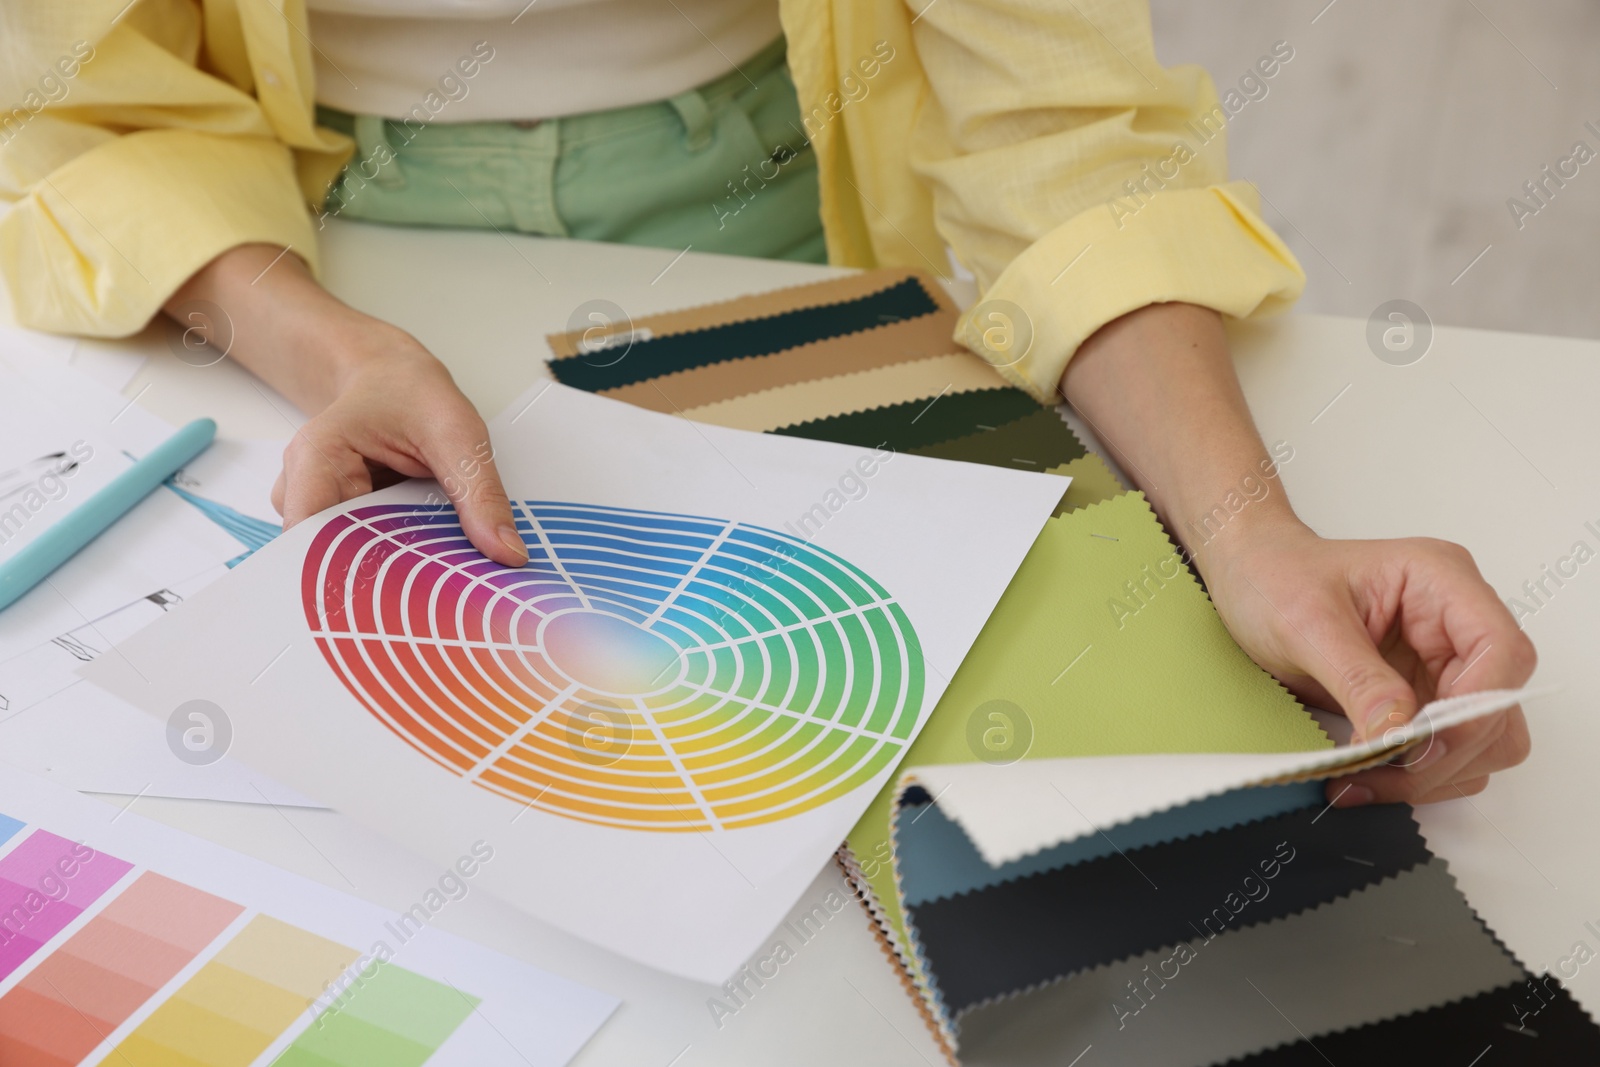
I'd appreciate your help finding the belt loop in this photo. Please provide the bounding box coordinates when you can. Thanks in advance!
[353,113,407,189]
[667,89,714,152]
[523,117,568,237]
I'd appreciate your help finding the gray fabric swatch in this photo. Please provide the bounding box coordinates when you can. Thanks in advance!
[912,800,1425,1011]
[957,859,1523,1067]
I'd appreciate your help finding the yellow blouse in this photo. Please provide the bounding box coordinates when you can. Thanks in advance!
[0,0,1303,402]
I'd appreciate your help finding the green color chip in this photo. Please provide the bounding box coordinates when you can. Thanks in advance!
[277,964,478,1067]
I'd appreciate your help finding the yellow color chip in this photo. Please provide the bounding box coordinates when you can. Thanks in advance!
[102,915,360,1067]
[212,915,359,997]
[115,999,275,1065]
[177,963,315,1033]
[113,1032,222,1067]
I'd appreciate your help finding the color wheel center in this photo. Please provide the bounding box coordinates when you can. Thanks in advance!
[539,611,684,695]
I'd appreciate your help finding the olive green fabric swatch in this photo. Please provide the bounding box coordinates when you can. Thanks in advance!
[846,490,1329,971]
[910,408,1086,472]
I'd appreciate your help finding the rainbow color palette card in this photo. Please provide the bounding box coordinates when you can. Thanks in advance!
[0,762,617,1065]
[88,382,1070,982]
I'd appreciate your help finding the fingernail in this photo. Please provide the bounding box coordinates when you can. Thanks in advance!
[1362,699,1406,743]
[1334,784,1374,808]
[498,524,527,563]
[1405,738,1447,773]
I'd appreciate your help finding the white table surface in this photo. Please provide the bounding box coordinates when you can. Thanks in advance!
[74,218,1600,1064]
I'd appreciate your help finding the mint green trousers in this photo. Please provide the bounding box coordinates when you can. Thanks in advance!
[315,38,825,263]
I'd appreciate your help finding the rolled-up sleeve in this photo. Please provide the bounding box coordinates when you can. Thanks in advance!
[2,129,319,336]
[0,5,350,337]
[907,0,1305,401]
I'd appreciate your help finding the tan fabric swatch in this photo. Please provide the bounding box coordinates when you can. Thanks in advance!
[601,311,962,412]
[678,353,1006,432]
[545,268,949,359]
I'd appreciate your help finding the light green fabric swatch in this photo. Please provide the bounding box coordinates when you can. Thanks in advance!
[846,490,1330,967]
[1049,452,1124,514]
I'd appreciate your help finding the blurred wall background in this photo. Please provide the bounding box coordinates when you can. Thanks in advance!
[1150,0,1600,340]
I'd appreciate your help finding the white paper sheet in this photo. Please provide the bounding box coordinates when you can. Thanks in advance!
[1,662,320,808]
[0,352,301,804]
[0,763,618,1065]
[0,346,169,457]
[67,342,148,393]
[0,322,76,364]
[0,321,145,393]
[0,362,130,568]
[88,382,1070,981]
[0,488,313,805]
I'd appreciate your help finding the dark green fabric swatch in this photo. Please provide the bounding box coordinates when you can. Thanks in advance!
[911,407,1086,471]
[549,276,940,392]
[772,387,1042,451]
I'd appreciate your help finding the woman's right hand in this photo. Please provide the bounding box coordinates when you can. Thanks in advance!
[165,243,527,567]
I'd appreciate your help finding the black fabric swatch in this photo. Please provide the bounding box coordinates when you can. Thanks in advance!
[909,802,1429,1013]
[1224,978,1600,1066]
[773,387,1042,452]
[549,276,941,392]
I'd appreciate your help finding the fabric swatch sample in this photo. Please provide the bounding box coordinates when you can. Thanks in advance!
[546,268,946,360]
[910,408,1087,471]
[548,274,943,391]
[677,352,1004,431]
[956,859,1525,1067]
[894,781,1326,909]
[844,491,1330,976]
[1050,452,1124,514]
[597,310,964,413]
[909,800,1429,1012]
[774,387,1042,452]
[1223,978,1600,1066]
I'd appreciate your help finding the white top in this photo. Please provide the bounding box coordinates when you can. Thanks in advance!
[307,0,782,122]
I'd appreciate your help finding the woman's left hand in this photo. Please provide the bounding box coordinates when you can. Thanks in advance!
[1199,516,1536,807]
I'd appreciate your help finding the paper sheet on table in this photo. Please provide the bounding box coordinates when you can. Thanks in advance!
[0,356,241,654]
[0,361,131,568]
[0,345,169,455]
[0,322,76,364]
[0,473,313,805]
[0,354,305,803]
[0,320,146,392]
[87,382,1070,982]
[0,763,617,1065]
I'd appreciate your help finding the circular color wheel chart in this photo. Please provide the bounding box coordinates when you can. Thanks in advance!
[301,501,926,832]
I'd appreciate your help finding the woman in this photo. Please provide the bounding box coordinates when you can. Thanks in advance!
[0,0,1533,806]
